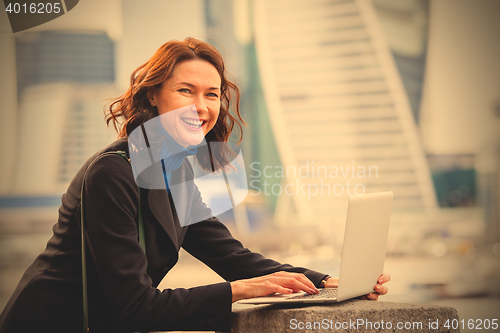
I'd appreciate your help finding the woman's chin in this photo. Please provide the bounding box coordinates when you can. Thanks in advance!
[178,133,205,148]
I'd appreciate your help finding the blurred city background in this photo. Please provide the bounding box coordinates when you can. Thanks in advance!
[0,0,499,331]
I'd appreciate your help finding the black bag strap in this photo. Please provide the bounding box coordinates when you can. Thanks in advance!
[80,150,145,333]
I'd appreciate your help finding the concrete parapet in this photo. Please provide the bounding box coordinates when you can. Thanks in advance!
[221,300,459,332]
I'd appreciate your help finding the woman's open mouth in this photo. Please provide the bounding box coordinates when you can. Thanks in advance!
[182,118,207,129]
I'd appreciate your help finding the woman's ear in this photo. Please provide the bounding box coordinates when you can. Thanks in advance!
[146,89,157,107]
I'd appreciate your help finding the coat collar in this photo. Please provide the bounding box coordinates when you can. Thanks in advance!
[147,188,179,250]
[110,138,192,251]
[145,160,192,251]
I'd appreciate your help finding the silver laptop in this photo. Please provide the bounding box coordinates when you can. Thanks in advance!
[238,191,393,304]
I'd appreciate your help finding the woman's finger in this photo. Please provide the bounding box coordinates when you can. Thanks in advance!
[272,285,294,295]
[378,273,391,284]
[272,276,318,294]
[375,284,388,295]
[292,273,319,292]
[270,272,319,293]
[365,292,379,300]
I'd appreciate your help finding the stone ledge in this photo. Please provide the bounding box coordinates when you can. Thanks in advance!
[220,300,459,332]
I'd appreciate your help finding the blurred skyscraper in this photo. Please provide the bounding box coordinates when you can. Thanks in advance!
[12,31,116,194]
[252,0,437,224]
[15,31,115,98]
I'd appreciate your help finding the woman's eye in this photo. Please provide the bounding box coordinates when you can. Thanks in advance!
[207,92,219,98]
[179,88,191,93]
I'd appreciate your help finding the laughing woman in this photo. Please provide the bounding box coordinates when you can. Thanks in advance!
[0,38,389,333]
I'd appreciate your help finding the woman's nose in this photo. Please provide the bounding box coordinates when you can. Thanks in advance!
[194,95,208,113]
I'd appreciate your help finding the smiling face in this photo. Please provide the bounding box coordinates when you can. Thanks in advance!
[148,59,221,147]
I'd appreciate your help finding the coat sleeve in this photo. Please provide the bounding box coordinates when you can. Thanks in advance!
[181,177,329,287]
[83,155,232,332]
[182,218,329,287]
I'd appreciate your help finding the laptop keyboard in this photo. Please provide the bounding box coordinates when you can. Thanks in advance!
[288,288,338,300]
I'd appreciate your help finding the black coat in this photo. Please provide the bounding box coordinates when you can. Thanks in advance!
[0,138,328,333]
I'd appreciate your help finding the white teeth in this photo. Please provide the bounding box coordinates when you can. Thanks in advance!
[182,118,203,127]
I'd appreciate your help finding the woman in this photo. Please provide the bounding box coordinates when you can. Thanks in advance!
[0,38,389,333]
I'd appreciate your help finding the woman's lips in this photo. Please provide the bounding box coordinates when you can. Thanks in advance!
[181,117,207,130]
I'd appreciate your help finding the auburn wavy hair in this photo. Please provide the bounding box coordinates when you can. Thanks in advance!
[105,37,244,171]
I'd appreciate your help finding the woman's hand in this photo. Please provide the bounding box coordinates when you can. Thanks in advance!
[325,276,339,288]
[324,273,390,301]
[230,272,319,303]
[360,273,390,300]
